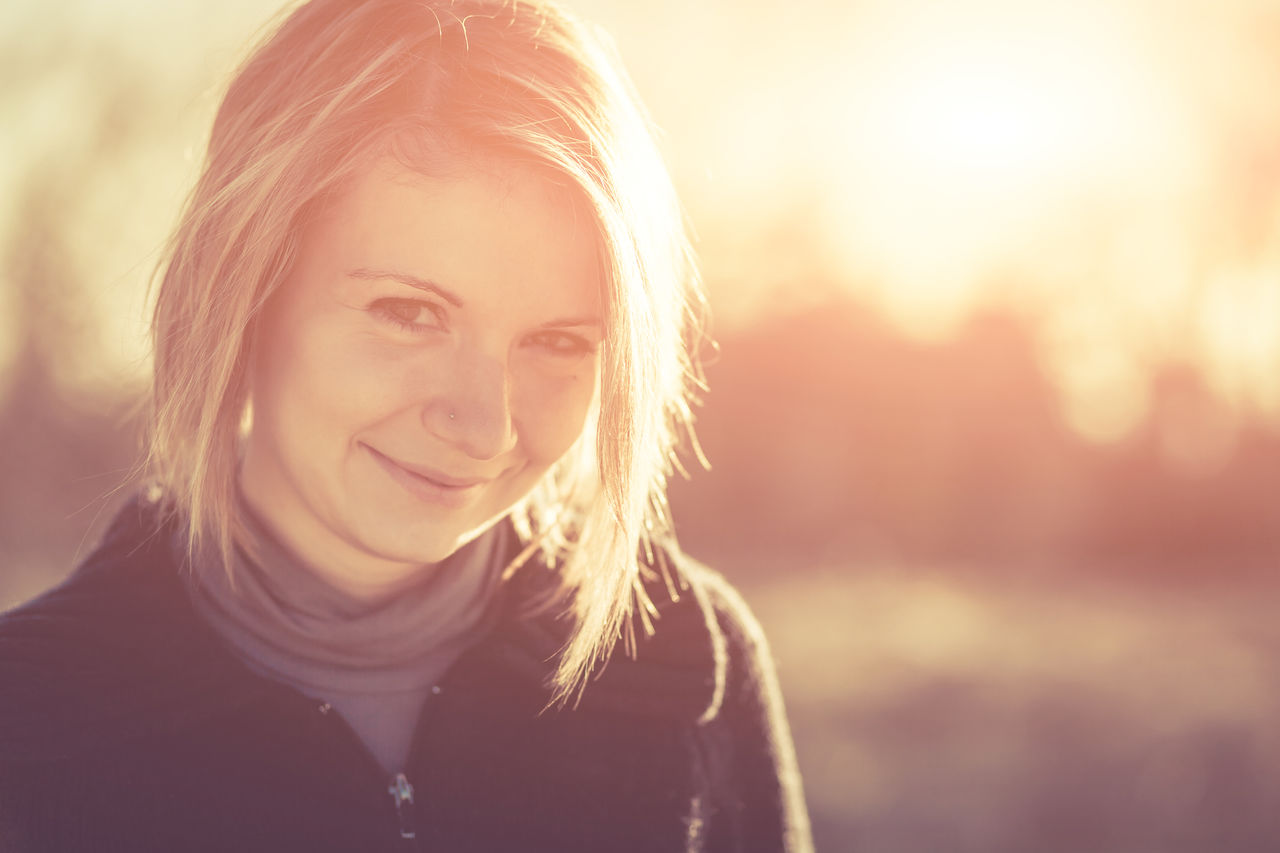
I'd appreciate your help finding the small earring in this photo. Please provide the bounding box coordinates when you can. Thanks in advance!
[448,411,456,420]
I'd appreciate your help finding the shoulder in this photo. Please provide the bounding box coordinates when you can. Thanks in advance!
[0,493,178,650]
[574,542,773,725]
[666,556,815,851]
[2,493,178,619]
[0,495,232,760]
[662,552,778,721]
[672,552,769,661]
[638,550,815,849]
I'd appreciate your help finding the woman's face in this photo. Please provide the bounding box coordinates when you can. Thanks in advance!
[240,157,602,599]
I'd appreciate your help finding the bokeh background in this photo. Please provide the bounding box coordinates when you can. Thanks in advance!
[3,0,1280,850]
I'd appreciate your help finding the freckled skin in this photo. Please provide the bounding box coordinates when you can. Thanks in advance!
[240,158,601,600]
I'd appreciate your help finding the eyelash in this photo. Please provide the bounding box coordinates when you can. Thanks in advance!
[369,298,597,357]
[370,298,445,334]
[527,331,596,358]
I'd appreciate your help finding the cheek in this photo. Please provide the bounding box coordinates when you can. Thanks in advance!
[256,325,409,440]
[512,364,598,463]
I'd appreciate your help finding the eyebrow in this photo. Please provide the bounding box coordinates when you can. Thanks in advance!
[349,266,603,330]
[347,268,463,307]
[539,315,604,330]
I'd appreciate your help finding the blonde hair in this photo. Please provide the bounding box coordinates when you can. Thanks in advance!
[148,0,706,701]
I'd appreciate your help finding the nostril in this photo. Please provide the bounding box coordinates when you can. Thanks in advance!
[423,398,516,461]
[420,351,515,458]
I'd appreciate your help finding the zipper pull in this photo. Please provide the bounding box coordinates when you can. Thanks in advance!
[387,772,418,840]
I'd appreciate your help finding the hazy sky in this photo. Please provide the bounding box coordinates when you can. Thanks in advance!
[2,0,1278,438]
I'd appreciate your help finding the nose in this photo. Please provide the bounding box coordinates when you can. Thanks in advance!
[422,347,516,461]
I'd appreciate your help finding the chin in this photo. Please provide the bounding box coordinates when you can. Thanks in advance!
[376,534,466,566]
[356,516,479,566]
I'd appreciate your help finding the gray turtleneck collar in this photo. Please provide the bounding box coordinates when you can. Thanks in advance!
[184,505,507,774]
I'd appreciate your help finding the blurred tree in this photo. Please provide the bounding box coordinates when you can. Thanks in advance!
[0,41,160,606]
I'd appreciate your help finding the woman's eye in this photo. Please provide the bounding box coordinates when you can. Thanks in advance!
[370,298,443,333]
[528,331,596,357]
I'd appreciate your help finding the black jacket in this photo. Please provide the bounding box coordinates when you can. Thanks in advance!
[0,497,812,852]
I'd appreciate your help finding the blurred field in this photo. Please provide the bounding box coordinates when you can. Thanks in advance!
[740,565,1280,852]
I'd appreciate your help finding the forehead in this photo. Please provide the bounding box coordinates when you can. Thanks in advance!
[310,156,603,317]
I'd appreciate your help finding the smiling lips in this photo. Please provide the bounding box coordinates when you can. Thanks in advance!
[362,444,491,506]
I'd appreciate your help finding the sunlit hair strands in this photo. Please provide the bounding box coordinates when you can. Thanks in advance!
[147,0,708,703]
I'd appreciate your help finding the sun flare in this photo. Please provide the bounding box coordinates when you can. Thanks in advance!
[828,1,1199,341]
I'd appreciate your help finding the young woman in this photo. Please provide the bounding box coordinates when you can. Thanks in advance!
[0,0,812,850]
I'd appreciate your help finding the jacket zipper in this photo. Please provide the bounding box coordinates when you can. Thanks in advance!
[316,679,461,847]
[389,684,444,848]
[388,772,419,842]
[315,700,424,849]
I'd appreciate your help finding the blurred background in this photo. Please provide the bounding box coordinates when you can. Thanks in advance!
[3,0,1279,849]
